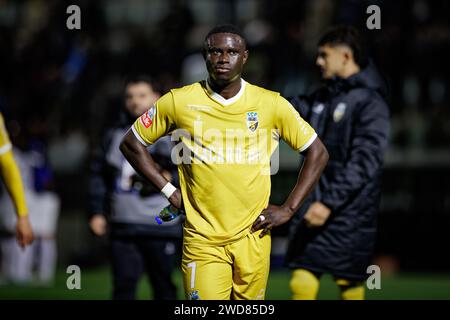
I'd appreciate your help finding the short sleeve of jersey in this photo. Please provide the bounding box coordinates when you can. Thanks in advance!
[0,113,12,155]
[274,95,317,152]
[132,92,176,146]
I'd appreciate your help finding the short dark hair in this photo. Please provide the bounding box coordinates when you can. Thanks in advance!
[318,25,368,68]
[204,24,246,48]
[123,74,157,91]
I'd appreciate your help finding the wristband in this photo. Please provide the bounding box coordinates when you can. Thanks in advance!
[161,182,177,199]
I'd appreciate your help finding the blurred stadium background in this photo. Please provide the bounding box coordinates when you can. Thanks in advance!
[0,0,450,299]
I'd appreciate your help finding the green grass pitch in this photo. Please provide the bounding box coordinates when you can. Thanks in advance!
[1,268,450,300]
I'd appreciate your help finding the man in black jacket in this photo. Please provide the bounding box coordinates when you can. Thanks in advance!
[88,75,182,299]
[286,26,390,300]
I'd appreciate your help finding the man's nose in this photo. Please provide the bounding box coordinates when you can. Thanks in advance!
[218,52,229,64]
[316,57,322,66]
[130,99,139,108]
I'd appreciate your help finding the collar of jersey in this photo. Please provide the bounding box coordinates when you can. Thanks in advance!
[205,78,246,106]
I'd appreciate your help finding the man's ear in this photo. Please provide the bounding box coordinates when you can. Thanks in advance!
[342,47,353,66]
[343,52,350,66]
[243,49,249,65]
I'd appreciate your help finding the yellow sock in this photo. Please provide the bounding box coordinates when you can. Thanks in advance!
[335,278,365,300]
[290,269,320,300]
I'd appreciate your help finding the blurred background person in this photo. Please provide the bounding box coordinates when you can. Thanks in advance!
[0,115,59,286]
[88,75,182,300]
[286,26,390,300]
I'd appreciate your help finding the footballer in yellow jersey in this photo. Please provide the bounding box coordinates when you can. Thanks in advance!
[132,79,318,246]
[120,24,329,300]
[0,112,34,247]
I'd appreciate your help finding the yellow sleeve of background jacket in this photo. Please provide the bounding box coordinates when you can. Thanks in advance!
[0,113,28,217]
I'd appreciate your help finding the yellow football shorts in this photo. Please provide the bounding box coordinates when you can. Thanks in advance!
[181,230,271,300]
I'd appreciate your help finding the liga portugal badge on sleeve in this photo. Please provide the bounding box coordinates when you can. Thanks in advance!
[140,105,156,128]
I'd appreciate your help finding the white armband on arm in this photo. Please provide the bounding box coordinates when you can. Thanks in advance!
[161,182,177,199]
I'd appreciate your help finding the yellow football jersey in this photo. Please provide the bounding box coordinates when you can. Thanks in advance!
[132,79,317,245]
[0,113,12,155]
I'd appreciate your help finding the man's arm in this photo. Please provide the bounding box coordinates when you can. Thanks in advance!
[251,137,328,237]
[119,130,182,209]
[88,133,113,236]
[0,150,34,247]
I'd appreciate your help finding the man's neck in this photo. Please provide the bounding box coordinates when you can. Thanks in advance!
[208,77,242,100]
[339,63,360,79]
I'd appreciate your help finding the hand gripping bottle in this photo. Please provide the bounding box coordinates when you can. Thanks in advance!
[155,205,184,225]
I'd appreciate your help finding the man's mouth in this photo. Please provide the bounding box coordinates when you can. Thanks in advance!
[215,67,231,73]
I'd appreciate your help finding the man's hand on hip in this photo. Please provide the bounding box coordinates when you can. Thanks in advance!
[251,204,294,238]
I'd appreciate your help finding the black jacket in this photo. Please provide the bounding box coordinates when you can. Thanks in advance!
[285,63,390,280]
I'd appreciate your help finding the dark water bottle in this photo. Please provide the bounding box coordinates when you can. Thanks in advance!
[155,205,183,225]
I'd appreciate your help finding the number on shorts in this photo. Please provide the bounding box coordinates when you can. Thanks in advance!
[187,262,196,289]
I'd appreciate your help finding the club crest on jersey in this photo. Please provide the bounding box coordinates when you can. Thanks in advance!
[140,105,155,128]
[246,112,259,132]
[333,102,347,123]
